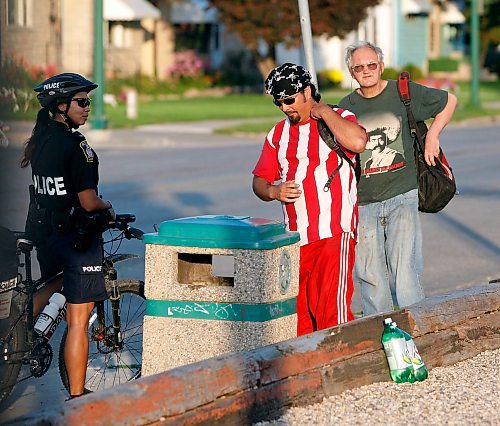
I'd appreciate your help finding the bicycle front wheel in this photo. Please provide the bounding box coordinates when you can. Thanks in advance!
[58,280,145,393]
[0,302,26,407]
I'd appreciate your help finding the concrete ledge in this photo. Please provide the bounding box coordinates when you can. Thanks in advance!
[9,283,500,426]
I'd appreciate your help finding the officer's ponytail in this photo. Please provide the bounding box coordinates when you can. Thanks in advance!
[21,107,51,168]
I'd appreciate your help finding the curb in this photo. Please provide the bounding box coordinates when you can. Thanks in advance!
[7,282,500,426]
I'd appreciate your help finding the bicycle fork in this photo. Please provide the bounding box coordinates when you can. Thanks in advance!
[109,281,123,350]
[92,281,123,351]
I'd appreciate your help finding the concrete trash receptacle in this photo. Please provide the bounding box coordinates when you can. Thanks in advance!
[141,215,300,375]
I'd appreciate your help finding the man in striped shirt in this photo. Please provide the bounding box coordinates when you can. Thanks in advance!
[252,63,367,336]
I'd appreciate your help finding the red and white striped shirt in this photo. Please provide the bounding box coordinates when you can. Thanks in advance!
[253,107,359,246]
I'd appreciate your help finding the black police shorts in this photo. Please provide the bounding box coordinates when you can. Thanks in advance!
[37,231,108,304]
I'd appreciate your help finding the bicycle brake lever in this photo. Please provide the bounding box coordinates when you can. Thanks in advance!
[126,227,144,240]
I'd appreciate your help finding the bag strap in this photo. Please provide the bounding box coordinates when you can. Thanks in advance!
[317,104,361,190]
[397,72,426,154]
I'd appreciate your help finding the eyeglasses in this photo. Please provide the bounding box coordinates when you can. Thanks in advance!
[273,92,301,107]
[351,62,379,73]
[72,98,91,108]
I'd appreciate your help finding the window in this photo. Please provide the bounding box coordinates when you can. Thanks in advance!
[108,22,132,48]
[6,0,32,27]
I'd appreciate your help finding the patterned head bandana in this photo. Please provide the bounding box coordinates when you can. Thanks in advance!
[265,63,312,100]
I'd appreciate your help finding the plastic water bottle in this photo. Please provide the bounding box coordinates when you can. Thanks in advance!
[381,318,414,383]
[34,292,67,336]
[396,323,428,382]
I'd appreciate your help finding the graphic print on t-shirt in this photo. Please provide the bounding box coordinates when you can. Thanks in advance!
[359,112,406,177]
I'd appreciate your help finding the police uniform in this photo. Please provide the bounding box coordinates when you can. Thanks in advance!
[31,120,108,304]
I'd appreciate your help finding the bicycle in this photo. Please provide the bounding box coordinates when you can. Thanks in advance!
[0,214,146,406]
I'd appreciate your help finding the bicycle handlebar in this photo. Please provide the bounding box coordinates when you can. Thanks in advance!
[110,214,144,240]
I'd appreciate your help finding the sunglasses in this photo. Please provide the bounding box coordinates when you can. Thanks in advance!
[72,98,91,108]
[273,92,301,107]
[351,62,379,73]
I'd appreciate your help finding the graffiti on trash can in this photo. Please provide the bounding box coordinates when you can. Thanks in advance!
[167,302,237,320]
[147,297,297,321]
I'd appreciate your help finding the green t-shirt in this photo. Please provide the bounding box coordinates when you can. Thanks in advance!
[338,80,448,205]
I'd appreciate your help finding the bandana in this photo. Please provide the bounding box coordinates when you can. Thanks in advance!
[265,63,312,100]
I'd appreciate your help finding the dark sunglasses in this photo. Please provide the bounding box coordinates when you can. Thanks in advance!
[273,92,301,107]
[351,62,379,73]
[72,98,91,108]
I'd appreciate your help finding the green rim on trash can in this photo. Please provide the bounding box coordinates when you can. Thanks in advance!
[143,215,300,249]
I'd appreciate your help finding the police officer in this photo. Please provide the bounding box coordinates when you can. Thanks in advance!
[20,73,115,399]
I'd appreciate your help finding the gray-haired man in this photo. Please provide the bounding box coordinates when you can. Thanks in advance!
[339,41,457,315]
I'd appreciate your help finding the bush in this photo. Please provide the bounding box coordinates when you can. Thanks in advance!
[428,57,459,72]
[382,67,399,80]
[0,58,57,113]
[169,50,205,79]
[382,64,423,80]
[318,69,344,90]
[106,74,213,99]
[401,63,424,80]
[484,43,500,77]
[218,51,262,90]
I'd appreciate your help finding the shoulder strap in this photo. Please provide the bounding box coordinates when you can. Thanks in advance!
[397,72,426,154]
[317,104,361,184]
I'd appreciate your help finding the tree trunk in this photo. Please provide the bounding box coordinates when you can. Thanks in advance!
[256,56,277,83]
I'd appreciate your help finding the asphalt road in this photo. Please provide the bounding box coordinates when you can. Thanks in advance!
[1,119,499,422]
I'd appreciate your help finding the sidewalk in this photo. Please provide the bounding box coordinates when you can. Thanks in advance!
[3,118,266,150]
[4,114,499,150]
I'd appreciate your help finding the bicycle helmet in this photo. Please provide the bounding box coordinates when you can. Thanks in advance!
[34,73,98,108]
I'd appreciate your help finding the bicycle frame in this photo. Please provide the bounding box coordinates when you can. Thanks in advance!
[1,214,145,400]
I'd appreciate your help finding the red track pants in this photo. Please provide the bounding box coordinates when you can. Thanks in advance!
[297,233,355,336]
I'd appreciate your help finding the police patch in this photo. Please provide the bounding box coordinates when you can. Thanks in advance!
[80,140,94,162]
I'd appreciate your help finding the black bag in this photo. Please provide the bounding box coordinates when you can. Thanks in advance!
[317,104,361,191]
[0,226,17,282]
[397,72,457,213]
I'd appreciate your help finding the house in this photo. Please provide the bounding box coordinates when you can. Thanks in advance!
[275,0,466,86]
[0,0,177,80]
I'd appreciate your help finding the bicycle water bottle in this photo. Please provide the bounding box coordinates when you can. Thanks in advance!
[381,318,414,383]
[395,323,428,382]
[34,292,66,336]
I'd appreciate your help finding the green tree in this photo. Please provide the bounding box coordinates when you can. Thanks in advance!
[209,0,381,78]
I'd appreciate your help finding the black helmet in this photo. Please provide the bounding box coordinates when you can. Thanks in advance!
[34,73,98,108]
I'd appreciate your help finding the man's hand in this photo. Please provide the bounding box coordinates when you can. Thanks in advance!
[424,133,440,166]
[272,180,302,203]
[309,101,330,121]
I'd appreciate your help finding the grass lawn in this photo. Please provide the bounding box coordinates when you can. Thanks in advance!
[1,82,498,133]
[215,81,500,134]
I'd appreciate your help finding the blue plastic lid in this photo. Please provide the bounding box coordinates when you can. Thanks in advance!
[143,215,299,249]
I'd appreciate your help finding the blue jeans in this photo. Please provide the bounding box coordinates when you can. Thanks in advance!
[354,189,425,315]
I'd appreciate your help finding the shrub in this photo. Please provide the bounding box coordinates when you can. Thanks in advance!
[169,50,204,79]
[382,64,423,80]
[428,57,460,72]
[382,67,399,80]
[401,63,424,80]
[0,58,57,113]
[318,69,344,90]
[218,51,262,90]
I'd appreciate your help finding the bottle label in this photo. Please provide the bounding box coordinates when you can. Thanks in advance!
[406,339,425,370]
[34,312,53,334]
[383,338,413,370]
[44,304,67,340]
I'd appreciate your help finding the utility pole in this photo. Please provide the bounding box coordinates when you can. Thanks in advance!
[297,0,318,88]
[470,0,480,107]
[92,0,108,129]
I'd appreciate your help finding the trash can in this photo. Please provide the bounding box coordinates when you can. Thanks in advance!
[141,215,300,375]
